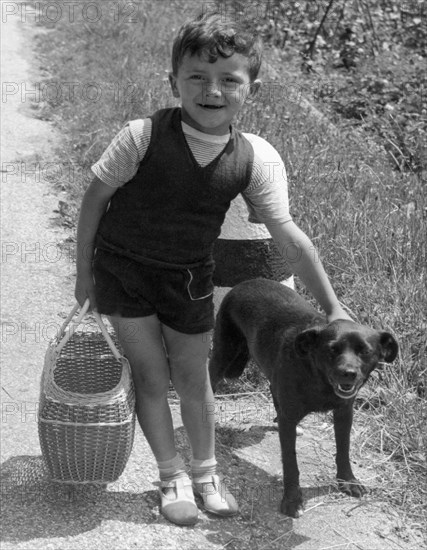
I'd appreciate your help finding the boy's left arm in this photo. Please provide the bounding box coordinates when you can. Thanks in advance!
[266,220,352,322]
[242,133,351,322]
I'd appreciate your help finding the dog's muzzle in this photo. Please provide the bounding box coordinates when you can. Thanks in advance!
[329,368,361,400]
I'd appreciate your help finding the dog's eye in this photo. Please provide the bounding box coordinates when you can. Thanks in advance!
[357,346,371,357]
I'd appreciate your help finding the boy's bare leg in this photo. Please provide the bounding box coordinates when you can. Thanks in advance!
[162,324,238,515]
[161,325,214,460]
[108,314,177,462]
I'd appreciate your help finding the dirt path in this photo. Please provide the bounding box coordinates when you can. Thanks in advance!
[1,9,76,455]
[0,8,423,550]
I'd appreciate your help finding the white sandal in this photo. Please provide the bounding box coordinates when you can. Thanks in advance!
[155,476,198,526]
[193,474,238,517]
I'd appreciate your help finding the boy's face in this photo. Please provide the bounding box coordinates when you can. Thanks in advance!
[169,52,260,135]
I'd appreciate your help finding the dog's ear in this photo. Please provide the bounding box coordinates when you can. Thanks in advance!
[295,327,322,357]
[379,332,399,363]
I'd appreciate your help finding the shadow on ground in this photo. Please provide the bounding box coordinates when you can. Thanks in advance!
[1,455,157,541]
[1,422,339,548]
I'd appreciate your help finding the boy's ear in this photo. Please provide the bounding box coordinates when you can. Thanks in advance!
[245,79,261,103]
[168,73,180,98]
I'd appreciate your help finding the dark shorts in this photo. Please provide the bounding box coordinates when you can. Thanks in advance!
[93,249,215,334]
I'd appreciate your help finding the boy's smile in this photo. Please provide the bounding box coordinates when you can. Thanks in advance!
[169,53,260,135]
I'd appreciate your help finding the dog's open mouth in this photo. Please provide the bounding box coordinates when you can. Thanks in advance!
[334,383,358,399]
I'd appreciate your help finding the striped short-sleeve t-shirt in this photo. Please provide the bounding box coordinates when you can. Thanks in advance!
[92,118,292,226]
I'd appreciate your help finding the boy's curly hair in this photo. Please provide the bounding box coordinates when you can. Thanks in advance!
[171,11,263,81]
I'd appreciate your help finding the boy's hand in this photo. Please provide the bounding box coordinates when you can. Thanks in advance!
[75,273,97,311]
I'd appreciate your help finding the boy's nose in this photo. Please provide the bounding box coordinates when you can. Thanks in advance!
[204,82,222,98]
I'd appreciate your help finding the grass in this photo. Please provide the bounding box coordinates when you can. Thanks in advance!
[30,0,426,533]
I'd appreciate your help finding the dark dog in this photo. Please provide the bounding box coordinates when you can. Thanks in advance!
[209,279,398,518]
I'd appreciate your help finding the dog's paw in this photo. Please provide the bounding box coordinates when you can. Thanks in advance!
[338,478,367,498]
[280,490,304,518]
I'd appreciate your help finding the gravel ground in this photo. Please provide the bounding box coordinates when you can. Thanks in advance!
[0,9,424,550]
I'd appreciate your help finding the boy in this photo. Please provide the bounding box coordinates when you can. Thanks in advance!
[75,11,351,526]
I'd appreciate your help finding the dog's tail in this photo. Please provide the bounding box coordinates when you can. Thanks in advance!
[209,299,249,391]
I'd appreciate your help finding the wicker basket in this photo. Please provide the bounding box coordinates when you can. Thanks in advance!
[38,300,136,484]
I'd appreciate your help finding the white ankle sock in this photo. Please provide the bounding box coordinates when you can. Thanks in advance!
[157,454,187,483]
[190,457,217,482]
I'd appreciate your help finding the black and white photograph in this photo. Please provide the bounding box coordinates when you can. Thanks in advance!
[1,1,426,548]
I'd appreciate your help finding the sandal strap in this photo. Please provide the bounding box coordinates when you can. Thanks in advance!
[193,474,221,493]
[155,476,195,504]
[154,476,192,489]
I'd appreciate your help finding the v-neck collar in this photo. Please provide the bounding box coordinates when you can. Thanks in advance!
[174,108,234,170]
[181,121,231,144]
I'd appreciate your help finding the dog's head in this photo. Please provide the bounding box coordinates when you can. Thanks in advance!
[294,320,398,400]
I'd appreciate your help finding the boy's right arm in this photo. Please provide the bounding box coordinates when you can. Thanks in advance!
[75,177,117,309]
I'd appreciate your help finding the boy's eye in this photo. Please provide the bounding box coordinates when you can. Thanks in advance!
[190,75,204,80]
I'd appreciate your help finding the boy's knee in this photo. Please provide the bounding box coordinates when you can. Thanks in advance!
[132,369,170,397]
[172,367,210,401]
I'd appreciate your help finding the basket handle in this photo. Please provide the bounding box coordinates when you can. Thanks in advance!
[55,299,123,361]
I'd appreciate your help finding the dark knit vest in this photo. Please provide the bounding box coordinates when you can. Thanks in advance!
[96,108,253,264]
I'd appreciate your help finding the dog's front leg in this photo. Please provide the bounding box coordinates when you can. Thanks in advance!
[333,405,366,498]
[278,417,303,517]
